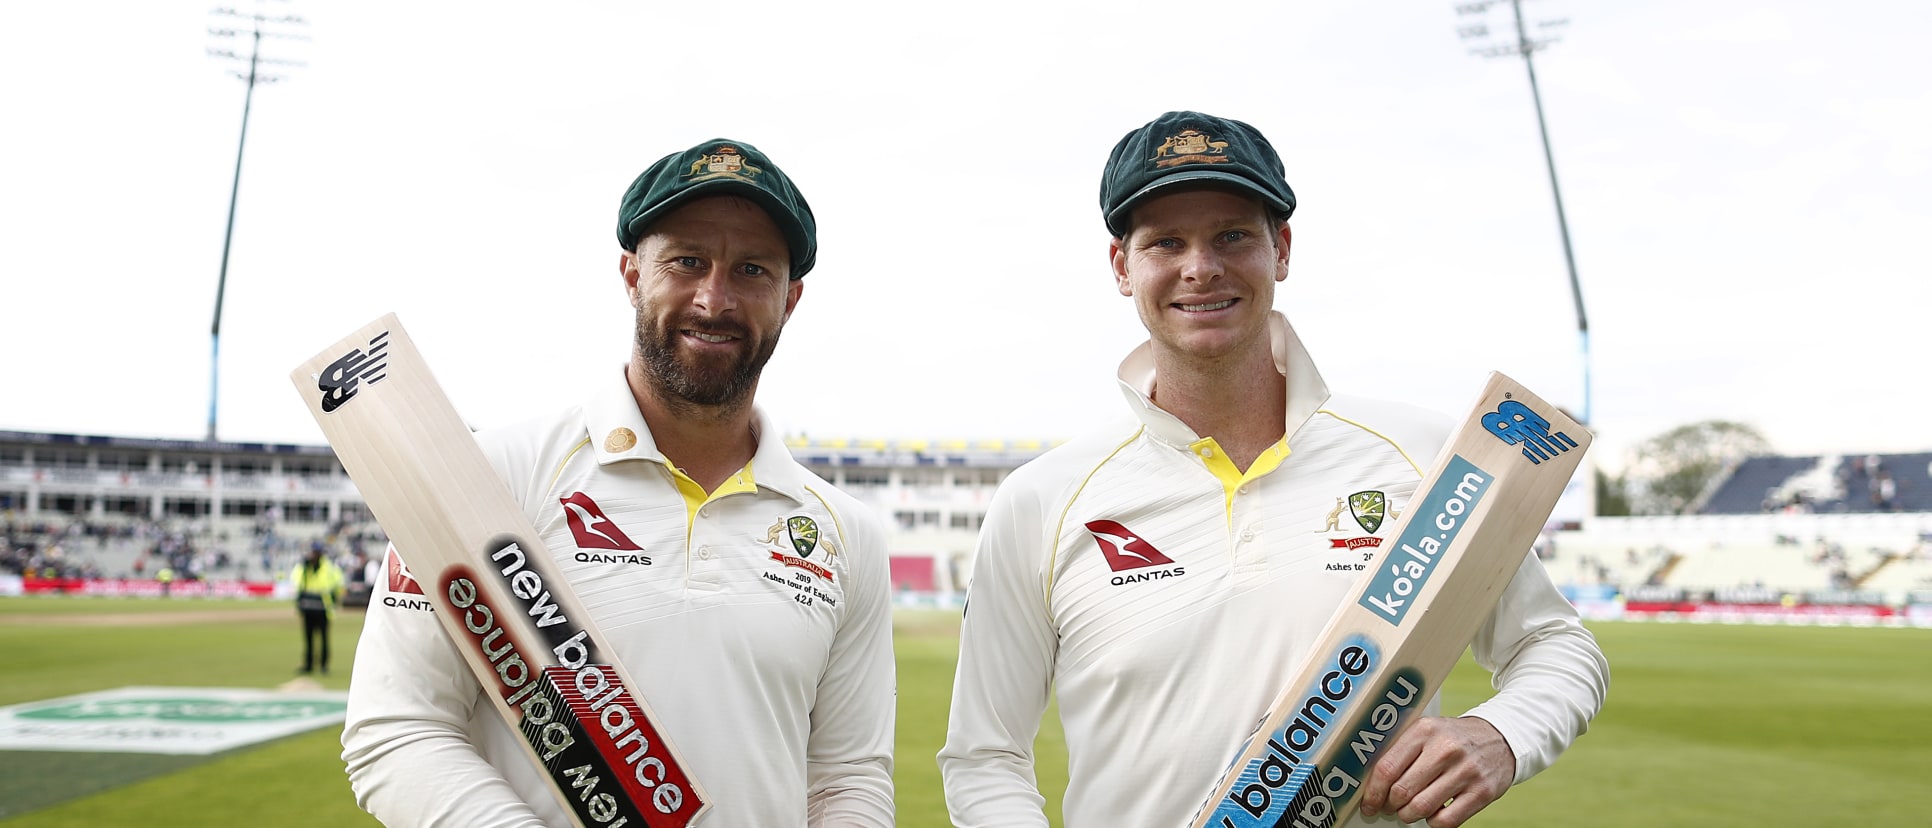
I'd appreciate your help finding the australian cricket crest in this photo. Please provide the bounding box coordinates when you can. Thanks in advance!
[763,516,836,581]
[1316,490,1401,565]
[687,144,762,182]
[785,516,819,558]
[1349,490,1390,534]
[1152,127,1232,168]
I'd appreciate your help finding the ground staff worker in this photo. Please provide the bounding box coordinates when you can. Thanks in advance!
[291,542,344,675]
[341,139,896,827]
[939,111,1608,828]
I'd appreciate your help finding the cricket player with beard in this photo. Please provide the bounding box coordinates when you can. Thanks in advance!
[342,139,895,827]
[938,112,1607,827]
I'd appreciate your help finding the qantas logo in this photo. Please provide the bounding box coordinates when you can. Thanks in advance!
[1085,520,1186,586]
[575,551,653,567]
[386,549,423,595]
[560,492,643,551]
[1085,520,1175,571]
[380,549,434,612]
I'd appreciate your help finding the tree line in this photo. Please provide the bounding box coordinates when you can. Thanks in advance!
[1596,420,1770,516]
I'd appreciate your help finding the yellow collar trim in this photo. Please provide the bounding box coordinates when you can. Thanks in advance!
[1188,435,1291,521]
[672,460,758,530]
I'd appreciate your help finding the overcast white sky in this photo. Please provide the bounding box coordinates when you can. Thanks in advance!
[2,0,1927,471]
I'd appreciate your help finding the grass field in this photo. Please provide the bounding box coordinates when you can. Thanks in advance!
[2,597,1928,826]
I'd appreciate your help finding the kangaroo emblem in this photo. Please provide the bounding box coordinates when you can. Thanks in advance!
[1317,497,1346,533]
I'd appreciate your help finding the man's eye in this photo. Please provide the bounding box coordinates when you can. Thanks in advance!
[742,263,766,277]
[676,257,702,269]
[1222,230,1248,243]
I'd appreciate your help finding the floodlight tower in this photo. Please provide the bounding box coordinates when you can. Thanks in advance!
[1456,0,1591,426]
[205,2,307,442]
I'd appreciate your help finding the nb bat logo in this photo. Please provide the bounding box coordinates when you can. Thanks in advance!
[1085,520,1175,572]
[317,331,391,413]
[1482,400,1578,465]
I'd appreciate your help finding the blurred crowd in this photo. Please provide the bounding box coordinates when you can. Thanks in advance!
[1,511,384,586]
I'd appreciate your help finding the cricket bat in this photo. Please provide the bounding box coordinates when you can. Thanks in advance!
[1190,372,1590,828]
[291,314,708,828]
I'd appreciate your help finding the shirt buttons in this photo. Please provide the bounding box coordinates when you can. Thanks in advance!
[1238,486,1250,496]
[697,546,712,560]
[699,508,711,519]
[1199,447,1214,458]
[1241,530,1255,542]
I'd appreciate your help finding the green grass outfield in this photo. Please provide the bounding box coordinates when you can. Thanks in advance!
[2,597,1928,826]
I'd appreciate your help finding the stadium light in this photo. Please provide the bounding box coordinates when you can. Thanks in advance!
[1456,0,1592,426]
[205,1,308,443]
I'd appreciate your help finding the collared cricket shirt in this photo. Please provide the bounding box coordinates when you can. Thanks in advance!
[940,313,1608,828]
[342,373,896,828]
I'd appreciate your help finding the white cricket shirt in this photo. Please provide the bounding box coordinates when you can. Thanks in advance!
[342,373,896,827]
[939,313,1607,828]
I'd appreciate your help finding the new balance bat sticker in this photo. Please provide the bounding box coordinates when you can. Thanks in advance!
[1189,372,1590,828]
[291,314,708,828]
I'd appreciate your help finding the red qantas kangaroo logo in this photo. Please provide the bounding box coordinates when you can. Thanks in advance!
[1085,520,1175,571]
[561,492,643,551]
[386,549,423,595]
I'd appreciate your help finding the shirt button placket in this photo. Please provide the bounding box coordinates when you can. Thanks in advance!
[689,503,721,590]
[1232,490,1263,570]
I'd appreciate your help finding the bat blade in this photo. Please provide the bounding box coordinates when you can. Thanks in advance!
[1190,372,1590,828]
[291,314,709,828]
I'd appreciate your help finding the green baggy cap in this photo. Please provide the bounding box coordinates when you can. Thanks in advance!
[617,138,818,279]
[1100,111,1297,237]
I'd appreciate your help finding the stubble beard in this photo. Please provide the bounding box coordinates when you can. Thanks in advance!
[635,309,782,414]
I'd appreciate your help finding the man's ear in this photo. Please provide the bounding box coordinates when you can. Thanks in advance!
[1275,221,1292,282]
[620,251,642,303]
[782,278,803,323]
[1110,237,1133,296]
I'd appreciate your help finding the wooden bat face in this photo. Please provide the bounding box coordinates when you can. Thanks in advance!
[1194,373,1588,828]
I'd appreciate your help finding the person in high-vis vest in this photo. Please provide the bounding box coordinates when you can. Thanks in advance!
[291,542,345,675]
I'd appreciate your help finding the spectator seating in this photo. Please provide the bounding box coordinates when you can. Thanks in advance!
[1700,455,1829,514]
[1859,549,1932,599]
[1700,451,1932,515]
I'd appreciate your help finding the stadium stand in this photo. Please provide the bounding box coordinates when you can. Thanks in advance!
[8,428,1931,618]
[1570,509,1932,605]
[1538,535,1666,587]
[2,428,1042,597]
[1859,547,1932,599]
[0,513,374,583]
[1700,455,1830,514]
[1700,451,1932,515]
